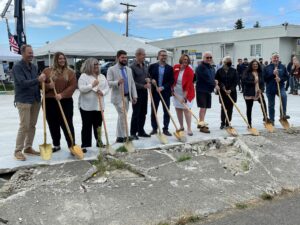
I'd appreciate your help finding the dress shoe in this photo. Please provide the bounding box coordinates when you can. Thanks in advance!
[52,146,61,153]
[138,133,151,138]
[24,147,40,156]
[131,135,139,140]
[150,130,157,135]
[163,130,172,136]
[282,115,290,120]
[116,137,124,143]
[14,151,26,161]
[200,127,210,133]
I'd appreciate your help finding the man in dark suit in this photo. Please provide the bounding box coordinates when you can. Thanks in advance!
[149,50,174,136]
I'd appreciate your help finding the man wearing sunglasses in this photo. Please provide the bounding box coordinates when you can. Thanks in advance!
[195,51,218,133]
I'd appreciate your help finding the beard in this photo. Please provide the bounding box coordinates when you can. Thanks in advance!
[119,60,127,66]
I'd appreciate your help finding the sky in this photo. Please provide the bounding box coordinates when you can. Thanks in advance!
[0,0,300,50]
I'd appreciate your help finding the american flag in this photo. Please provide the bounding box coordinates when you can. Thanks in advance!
[9,33,19,54]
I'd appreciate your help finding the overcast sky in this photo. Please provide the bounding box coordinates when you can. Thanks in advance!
[0,0,299,49]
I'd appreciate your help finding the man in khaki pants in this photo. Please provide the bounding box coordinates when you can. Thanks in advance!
[12,45,46,160]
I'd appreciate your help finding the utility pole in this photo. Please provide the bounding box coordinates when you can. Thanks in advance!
[120,2,136,37]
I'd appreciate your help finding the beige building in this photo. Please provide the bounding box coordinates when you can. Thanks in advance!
[150,24,300,67]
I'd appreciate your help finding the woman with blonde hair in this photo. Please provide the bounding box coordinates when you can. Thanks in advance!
[172,54,195,136]
[42,52,77,153]
[291,57,300,95]
[78,58,109,152]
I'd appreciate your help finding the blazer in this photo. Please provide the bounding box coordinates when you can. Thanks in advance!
[264,63,288,95]
[148,62,174,97]
[242,70,265,97]
[215,66,238,102]
[107,63,137,104]
[172,64,195,102]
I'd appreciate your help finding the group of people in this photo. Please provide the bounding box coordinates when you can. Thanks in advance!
[12,44,292,161]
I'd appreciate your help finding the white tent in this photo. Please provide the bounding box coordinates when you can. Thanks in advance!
[34,24,164,58]
[0,45,21,61]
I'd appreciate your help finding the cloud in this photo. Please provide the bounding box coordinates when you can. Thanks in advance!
[98,0,117,11]
[103,12,126,23]
[149,1,172,14]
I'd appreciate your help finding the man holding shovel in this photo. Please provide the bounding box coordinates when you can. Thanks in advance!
[107,50,137,143]
[12,44,46,161]
[264,52,290,125]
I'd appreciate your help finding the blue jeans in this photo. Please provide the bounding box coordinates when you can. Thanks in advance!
[266,87,287,122]
[289,75,295,92]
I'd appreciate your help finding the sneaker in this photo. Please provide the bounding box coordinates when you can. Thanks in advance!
[116,137,124,143]
[52,146,61,153]
[14,151,26,161]
[138,133,151,138]
[220,124,225,129]
[200,127,210,133]
[150,130,157,135]
[197,121,208,129]
[24,147,40,156]
[163,130,172,136]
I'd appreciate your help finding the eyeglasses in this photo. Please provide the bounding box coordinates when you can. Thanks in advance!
[206,56,212,59]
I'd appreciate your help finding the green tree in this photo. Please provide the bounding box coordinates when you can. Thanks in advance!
[253,21,260,28]
[234,19,245,29]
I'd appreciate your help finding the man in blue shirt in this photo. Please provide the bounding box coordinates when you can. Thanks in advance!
[149,50,174,136]
[264,52,290,125]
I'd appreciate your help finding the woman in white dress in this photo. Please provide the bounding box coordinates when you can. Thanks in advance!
[172,54,195,136]
[78,58,109,152]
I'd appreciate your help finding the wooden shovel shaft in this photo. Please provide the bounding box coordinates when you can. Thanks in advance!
[50,77,74,146]
[172,93,198,122]
[153,82,179,131]
[259,93,268,120]
[217,89,232,127]
[148,88,163,133]
[276,80,285,117]
[227,93,251,127]
[42,82,47,144]
[98,95,110,146]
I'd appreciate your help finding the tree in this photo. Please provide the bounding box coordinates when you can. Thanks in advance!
[253,21,261,28]
[234,19,245,29]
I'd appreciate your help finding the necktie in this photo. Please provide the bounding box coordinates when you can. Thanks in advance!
[121,67,129,94]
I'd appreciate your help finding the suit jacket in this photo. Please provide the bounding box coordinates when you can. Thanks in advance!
[149,62,174,97]
[107,63,137,104]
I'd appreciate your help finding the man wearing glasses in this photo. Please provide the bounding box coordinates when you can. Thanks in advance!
[195,51,218,133]
[149,50,174,136]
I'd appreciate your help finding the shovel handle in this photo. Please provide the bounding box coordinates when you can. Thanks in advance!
[227,93,251,127]
[276,80,285,118]
[217,89,232,127]
[50,77,74,146]
[119,84,130,139]
[42,81,47,144]
[172,92,198,122]
[98,95,110,146]
[148,88,163,133]
[152,81,179,131]
[259,93,268,121]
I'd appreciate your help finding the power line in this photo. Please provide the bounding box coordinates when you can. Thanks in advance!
[120,2,136,37]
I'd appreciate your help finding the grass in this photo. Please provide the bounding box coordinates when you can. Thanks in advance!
[116,145,128,153]
[175,215,202,225]
[157,223,170,225]
[0,83,14,91]
[241,160,250,171]
[235,203,248,209]
[260,192,273,201]
[177,155,192,162]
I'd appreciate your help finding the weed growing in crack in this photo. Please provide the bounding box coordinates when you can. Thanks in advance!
[235,203,248,209]
[116,146,128,153]
[260,192,273,200]
[241,160,250,171]
[175,215,203,225]
[177,155,192,162]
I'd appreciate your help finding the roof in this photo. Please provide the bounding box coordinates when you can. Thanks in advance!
[150,24,300,49]
[34,24,163,57]
[0,45,22,61]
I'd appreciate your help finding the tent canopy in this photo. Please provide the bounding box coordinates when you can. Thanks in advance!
[34,24,164,58]
[0,45,22,61]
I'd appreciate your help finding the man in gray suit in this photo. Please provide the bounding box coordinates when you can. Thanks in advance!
[107,50,137,143]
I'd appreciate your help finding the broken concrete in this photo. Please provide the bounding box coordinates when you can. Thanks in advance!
[0,128,300,225]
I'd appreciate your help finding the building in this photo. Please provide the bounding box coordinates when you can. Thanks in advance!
[150,24,300,67]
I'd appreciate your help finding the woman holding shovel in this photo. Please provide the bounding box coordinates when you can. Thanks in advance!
[78,58,109,153]
[242,59,268,128]
[215,56,238,129]
[172,54,195,136]
[42,52,77,153]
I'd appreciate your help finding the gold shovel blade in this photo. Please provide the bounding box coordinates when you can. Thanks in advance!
[70,145,84,160]
[248,127,260,136]
[226,127,238,136]
[157,133,168,144]
[279,118,290,130]
[264,122,275,133]
[124,140,135,153]
[174,131,187,142]
[39,143,52,161]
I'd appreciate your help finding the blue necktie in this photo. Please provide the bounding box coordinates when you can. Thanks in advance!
[121,67,129,94]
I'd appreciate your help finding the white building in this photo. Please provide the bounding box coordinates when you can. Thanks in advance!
[150,24,300,67]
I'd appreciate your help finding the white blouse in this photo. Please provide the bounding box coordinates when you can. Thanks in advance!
[78,73,109,111]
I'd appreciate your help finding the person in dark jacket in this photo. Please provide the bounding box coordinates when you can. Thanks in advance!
[236,58,243,91]
[286,54,294,93]
[149,50,174,136]
[264,52,290,124]
[242,59,269,128]
[12,44,46,161]
[215,56,238,129]
[195,51,218,133]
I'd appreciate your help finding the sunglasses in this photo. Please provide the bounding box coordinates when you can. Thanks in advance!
[206,57,212,59]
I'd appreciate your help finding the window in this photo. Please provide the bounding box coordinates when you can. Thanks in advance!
[250,44,262,57]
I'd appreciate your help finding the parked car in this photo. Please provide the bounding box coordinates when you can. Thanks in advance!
[101,61,114,76]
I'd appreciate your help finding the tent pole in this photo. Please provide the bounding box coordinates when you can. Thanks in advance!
[48,51,51,67]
